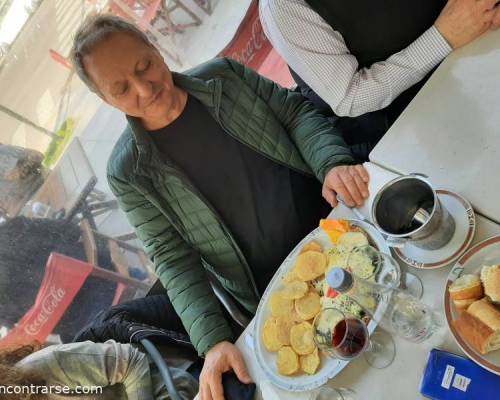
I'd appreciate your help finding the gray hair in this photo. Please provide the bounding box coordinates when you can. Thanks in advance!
[70,14,153,93]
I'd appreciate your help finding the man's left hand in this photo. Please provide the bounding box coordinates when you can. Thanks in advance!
[322,165,369,208]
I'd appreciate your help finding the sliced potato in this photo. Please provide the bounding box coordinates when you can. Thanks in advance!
[283,269,300,283]
[295,251,327,281]
[275,316,295,345]
[262,317,282,351]
[337,231,369,248]
[270,292,295,318]
[290,322,316,355]
[295,291,321,321]
[281,280,309,300]
[300,241,323,254]
[300,347,320,374]
[289,308,305,323]
[276,346,300,375]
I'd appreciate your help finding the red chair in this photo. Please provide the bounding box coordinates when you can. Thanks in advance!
[109,0,162,31]
[218,0,294,88]
[0,252,149,349]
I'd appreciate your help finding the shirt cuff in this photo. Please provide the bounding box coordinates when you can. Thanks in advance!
[404,25,452,71]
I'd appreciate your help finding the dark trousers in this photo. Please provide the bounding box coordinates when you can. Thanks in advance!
[73,292,255,400]
[73,288,244,349]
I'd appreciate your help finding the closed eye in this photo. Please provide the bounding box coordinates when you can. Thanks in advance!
[114,82,129,97]
[137,59,151,74]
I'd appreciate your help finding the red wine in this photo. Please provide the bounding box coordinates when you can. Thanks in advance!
[331,318,368,358]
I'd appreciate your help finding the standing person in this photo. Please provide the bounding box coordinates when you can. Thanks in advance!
[260,0,500,158]
[70,14,369,400]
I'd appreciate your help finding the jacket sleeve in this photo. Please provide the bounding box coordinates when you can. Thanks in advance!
[224,58,355,182]
[18,341,154,400]
[107,174,234,356]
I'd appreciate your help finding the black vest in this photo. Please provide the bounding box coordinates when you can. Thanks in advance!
[293,0,447,156]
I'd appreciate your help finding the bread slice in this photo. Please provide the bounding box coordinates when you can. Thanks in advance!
[467,298,500,331]
[481,265,500,303]
[449,274,483,301]
[462,298,500,354]
[453,311,499,354]
[453,298,476,310]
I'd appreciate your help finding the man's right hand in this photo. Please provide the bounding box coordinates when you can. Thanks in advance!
[199,341,252,400]
[435,0,499,49]
[322,164,369,208]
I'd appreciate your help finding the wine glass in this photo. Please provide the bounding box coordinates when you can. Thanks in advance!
[346,245,423,299]
[313,387,357,400]
[313,308,395,369]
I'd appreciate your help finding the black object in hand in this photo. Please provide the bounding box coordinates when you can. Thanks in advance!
[221,372,256,400]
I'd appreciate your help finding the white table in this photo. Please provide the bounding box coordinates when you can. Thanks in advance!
[369,30,500,224]
[193,164,500,399]
[213,162,500,400]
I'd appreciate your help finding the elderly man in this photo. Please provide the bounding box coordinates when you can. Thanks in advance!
[70,15,368,400]
[260,0,500,157]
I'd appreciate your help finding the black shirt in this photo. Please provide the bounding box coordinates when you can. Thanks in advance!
[150,95,329,294]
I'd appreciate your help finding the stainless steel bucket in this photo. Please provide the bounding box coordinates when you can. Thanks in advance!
[371,174,455,250]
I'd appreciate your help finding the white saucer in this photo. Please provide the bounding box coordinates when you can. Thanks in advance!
[394,190,476,269]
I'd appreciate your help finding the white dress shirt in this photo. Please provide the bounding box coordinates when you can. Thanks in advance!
[259,0,452,117]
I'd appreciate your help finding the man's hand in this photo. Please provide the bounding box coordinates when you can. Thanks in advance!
[199,341,252,400]
[435,0,498,49]
[322,165,369,208]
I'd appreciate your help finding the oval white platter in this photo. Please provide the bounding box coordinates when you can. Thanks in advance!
[253,219,390,392]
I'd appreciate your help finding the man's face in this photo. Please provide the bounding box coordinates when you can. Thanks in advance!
[83,32,175,121]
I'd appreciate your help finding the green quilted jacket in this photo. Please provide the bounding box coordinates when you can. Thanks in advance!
[107,58,354,356]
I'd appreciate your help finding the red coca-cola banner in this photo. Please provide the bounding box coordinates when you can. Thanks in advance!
[0,253,93,349]
[219,1,272,70]
[218,1,294,88]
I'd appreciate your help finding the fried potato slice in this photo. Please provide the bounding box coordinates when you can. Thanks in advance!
[276,346,300,376]
[275,316,295,345]
[281,280,309,300]
[290,321,316,355]
[300,241,323,254]
[300,347,320,375]
[270,292,295,318]
[295,251,327,281]
[262,317,283,352]
[295,291,321,321]
[289,308,305,323]
[283,269,300,283]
